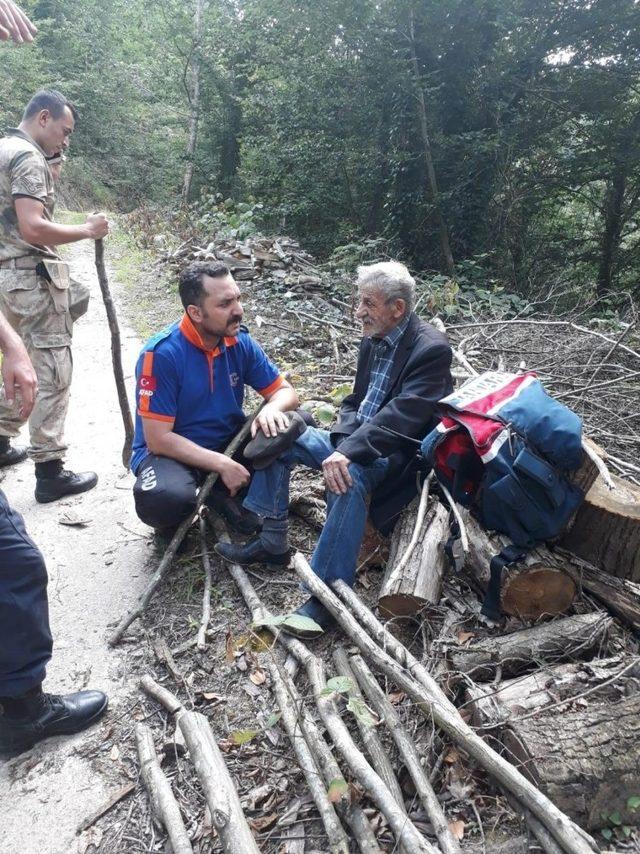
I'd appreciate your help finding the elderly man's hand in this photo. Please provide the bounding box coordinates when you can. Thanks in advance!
[0,1,37,43]
[322,451,353,495]
[251,404,290,438]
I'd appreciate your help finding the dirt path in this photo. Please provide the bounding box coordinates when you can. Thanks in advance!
[0,239,149,854]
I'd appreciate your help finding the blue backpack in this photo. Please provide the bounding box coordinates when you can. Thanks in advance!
[420,372,585,619]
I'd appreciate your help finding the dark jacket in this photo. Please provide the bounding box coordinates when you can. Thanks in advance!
[330,312,453,535]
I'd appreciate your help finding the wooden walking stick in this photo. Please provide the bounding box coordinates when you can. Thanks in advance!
[94,237,134,468]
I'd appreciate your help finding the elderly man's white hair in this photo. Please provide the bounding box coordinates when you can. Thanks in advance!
[356,261,416,314]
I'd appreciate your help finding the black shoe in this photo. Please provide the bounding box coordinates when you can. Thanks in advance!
[35,469,98,503]
[206,490,261,535]
[153,525,189,555]
[0,686,108,758]
[0,443,27,469]
[214,537,291,567]
[280,597,336,640]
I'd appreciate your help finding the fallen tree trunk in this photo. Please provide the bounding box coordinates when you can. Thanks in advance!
[560,474,640,582]
[378,496,449,618]
[503,693,640,830]
[135,723,193,854]
[464,655,632,726]
[447,612,613,680]
[464,512,576,620]
[140,676,260,854]
[559,554,640,632]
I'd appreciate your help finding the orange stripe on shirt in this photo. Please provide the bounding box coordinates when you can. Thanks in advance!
[139,351,155,413]
[258,375,287,399]
[137,410,175,423]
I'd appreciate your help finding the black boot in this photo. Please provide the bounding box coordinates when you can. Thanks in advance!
[34,460,98,504]
[205,489,261,535]
[214,537,291,567]
[0,685,108,758]
[0,436,27,469]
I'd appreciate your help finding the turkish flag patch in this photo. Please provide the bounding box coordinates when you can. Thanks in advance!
[139,375,157,391]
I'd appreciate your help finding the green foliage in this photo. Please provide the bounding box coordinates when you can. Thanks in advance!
[2,0,640,302]
[320,675,354,697]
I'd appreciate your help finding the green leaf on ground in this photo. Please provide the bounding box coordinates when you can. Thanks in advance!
[347,696,375,727]
[601,829,613,840]
[314,403,336,425]
[230,729,259,746]
[327,777,349,803]
[281,614,323,633]
[320,675,353,697]
[628,796,640,812]
[265,712,282,729]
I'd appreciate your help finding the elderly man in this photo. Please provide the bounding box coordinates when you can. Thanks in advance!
[0,89,110,501]
[216,261,453,636]
[131,261,299,538]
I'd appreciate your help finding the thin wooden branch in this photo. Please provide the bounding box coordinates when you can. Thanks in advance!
[207,516,433,852]
[438,482,469,552]
[291,557,598,854]
[268,661,351,854]
[108,406,262,646]
[581,440,614,490]
[94,238,134,469]
[274,660,381,854]
[76,783,136,834]
[332,647,405,810]
[387,473,433,587]
[140,676,260,854]
[135,723,193,854]
[348,653,460,854]
[197,516,212,651]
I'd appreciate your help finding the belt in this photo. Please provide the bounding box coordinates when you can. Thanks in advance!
[0,256,43,270]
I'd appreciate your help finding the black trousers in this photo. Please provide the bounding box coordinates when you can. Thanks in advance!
[0,489,52,697]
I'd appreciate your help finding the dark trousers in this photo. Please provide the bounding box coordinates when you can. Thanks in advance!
[0,489,52,697]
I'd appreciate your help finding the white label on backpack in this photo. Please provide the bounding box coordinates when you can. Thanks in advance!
[440,371,516,410]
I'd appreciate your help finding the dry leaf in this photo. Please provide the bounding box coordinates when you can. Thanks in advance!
[109,744,120,761]
[59,510,92,527]
[443,748,460,764]
[235,654,248,672]
[77,826,103,853]
[250,812,278,833]
[448,819,465,841]
[249,668,266,686]
[388,690,406,705]
[201,691,225,702]
[456,630,476,645]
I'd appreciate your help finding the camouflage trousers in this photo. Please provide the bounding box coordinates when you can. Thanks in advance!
[0,261,88,463]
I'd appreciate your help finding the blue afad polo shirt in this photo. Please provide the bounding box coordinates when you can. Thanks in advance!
[131,313,285,473]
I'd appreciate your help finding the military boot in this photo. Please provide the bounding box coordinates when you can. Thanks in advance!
[0,685,108,758]
[0,436,27,468]
[34,460,98,503]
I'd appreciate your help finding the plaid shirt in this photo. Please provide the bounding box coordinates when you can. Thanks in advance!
[357,315,410,424]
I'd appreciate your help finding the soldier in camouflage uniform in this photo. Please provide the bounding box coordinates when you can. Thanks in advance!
[0,89,109,502]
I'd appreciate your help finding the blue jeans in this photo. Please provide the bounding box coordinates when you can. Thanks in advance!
[244,427,389,587]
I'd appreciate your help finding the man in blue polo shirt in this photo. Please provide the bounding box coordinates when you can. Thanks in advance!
[131,261,299,540]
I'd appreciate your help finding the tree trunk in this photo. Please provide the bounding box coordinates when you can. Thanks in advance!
[560,473,640,582]
[447,612,612,680]
[181,0,204,205]
[596,164,626,297]
[409,6,456,278]
[464,512,576,620]
[378,497,449,617]
[503,694,640,830]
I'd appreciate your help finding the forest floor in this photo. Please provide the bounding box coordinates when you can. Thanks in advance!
[1,218,638,854]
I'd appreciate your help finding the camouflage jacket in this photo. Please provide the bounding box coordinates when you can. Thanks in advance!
[0,128,58,262]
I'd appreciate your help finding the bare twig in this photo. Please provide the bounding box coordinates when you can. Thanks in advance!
[197,516,212,650]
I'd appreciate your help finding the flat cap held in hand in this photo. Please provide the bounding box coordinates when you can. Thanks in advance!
[244,410,308,469]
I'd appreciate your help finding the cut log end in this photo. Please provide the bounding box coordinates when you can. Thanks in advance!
[502,565,576,620]
[378,592,432,619]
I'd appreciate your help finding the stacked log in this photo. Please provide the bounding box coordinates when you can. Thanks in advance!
[561,473,640,582]
[378,496,449,617]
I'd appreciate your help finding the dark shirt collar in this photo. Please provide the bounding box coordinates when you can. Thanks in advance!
[372,313,411,350]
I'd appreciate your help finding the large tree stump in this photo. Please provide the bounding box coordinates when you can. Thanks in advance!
[505,694,640,830]
[378,497,449,617]
[560,474,640,582]
[447,612,613,679]
[464,512,576,620]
